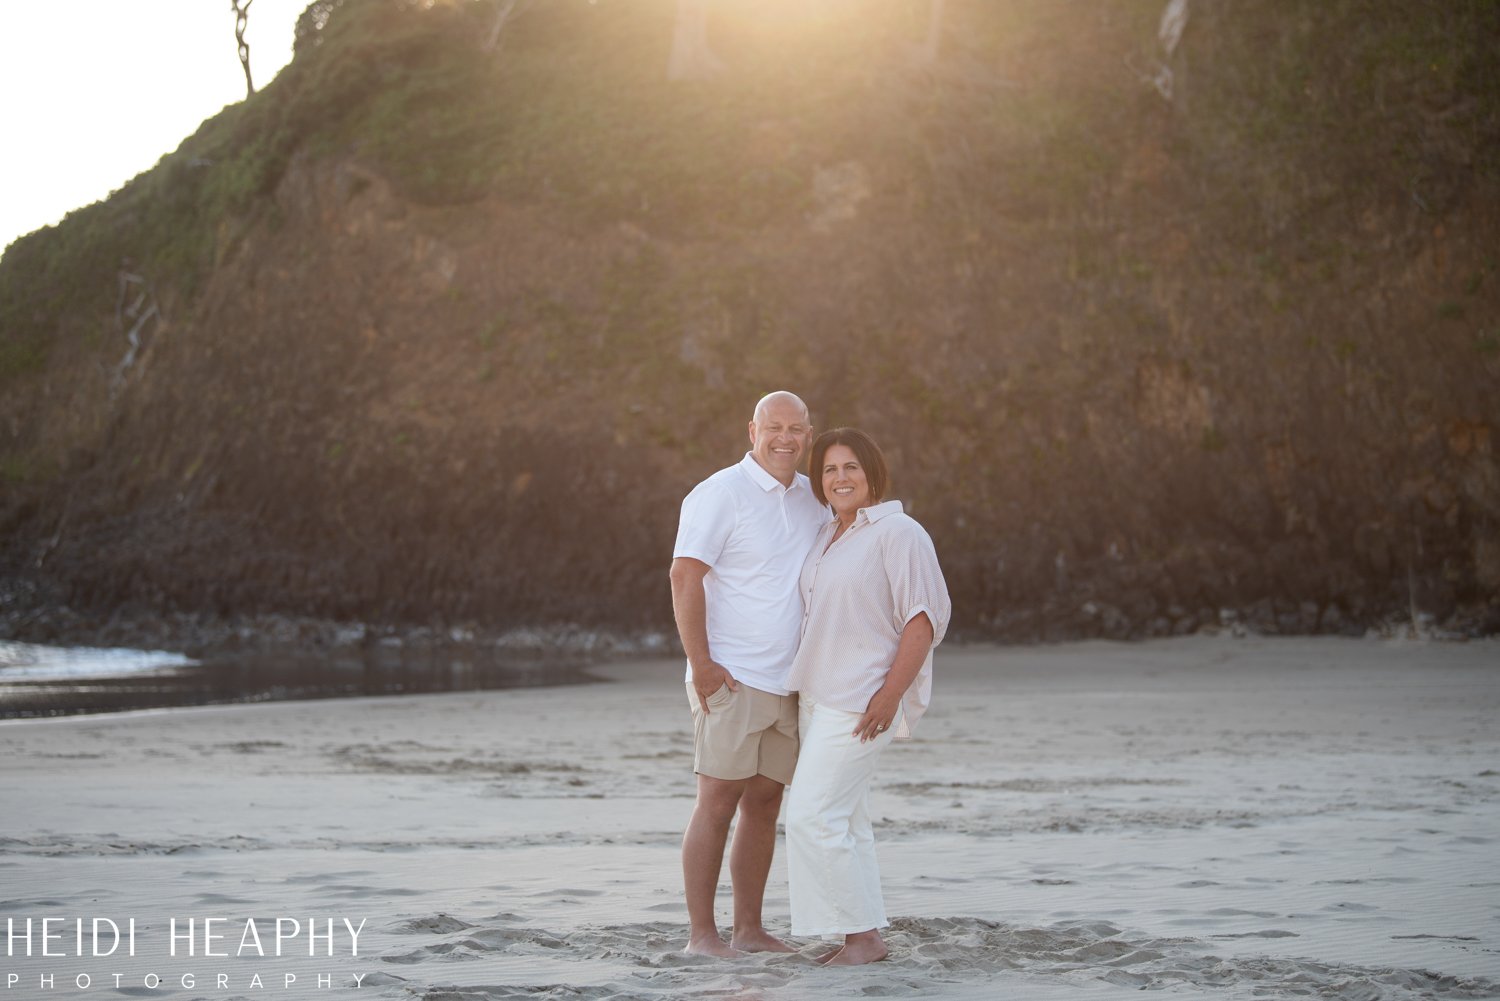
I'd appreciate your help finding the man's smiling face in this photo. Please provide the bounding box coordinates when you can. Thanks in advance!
[747,395,811,486]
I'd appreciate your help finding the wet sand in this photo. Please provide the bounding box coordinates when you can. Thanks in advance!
[1,636,1496,999]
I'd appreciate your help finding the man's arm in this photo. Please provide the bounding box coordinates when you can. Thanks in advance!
[669,556,739,713]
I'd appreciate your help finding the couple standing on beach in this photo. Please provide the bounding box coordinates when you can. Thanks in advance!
[669,390,951,966]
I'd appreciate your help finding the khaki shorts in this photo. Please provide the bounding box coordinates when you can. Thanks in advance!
[687,681,799,786]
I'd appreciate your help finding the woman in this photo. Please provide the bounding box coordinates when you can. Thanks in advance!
[785,427,951,966]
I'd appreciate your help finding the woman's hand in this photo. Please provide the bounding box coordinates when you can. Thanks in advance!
[852,614,933,742]
[854,686,902,743]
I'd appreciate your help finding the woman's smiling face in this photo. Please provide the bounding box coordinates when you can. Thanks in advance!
[821,443,872,519]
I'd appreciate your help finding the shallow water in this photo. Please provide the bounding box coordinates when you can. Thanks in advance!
[0,640,197,679]
[0,640,595,719]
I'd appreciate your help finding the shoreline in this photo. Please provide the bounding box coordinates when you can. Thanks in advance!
[4,624,1495,721]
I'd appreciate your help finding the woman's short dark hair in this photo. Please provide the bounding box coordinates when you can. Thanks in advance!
[809,427,889,506]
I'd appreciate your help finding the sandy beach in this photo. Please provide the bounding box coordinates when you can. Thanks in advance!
[2,635,1497,999]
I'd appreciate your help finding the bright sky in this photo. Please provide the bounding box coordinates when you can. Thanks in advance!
[0,1,306,254]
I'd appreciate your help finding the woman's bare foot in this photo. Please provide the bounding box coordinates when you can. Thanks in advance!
[813,945,843,965]
[824,930,888,966]
[730,927,795,953]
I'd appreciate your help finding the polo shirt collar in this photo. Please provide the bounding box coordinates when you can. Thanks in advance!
[738,452,800,493]
[858,499,904,524]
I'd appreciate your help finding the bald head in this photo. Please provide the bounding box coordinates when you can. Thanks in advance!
[747,390,813,487]
[752,391,809,425]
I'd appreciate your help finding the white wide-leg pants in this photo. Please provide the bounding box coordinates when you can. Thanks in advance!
[786,696,898,937]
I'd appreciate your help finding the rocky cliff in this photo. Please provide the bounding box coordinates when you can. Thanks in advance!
[3,0,1498,645]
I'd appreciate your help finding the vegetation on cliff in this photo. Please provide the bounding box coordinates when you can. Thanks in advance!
[2,0,1498,643]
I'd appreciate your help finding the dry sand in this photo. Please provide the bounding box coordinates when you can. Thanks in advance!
[2,636,1497,999]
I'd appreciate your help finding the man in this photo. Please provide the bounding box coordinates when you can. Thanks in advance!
[669,390,827,956]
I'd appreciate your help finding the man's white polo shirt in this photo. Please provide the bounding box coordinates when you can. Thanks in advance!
[673,452,828,695]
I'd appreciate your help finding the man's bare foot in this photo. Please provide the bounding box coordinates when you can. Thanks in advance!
[730,927,796,953]
[824,931,888,966]
[685,934,743,958]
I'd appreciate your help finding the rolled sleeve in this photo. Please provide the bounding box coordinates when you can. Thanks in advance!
[885,524,951,646]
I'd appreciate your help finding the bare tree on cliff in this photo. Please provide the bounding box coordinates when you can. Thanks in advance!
[231,0,255,97]
[912,0,946,66]
[483,0,538,53]
[667,0,725,81]
[1150,0,1189,101]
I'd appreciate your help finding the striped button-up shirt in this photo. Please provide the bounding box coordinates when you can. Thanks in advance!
[786,500,951,738]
